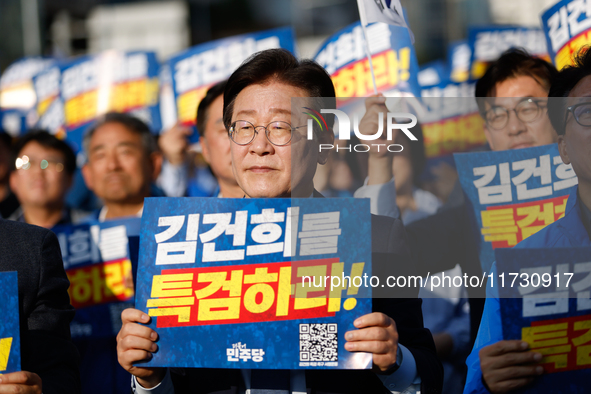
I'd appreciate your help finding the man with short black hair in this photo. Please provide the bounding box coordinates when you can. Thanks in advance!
[9,131,81,228]
[82,112,162,221]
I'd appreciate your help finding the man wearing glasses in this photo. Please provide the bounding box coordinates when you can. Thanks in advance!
[8,131,82,228]
[117,48,442,394]
[464,49,591,394]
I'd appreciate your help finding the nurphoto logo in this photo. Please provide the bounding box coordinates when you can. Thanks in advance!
[304,107,418,153]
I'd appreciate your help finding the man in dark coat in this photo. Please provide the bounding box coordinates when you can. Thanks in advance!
[0,218,80,393]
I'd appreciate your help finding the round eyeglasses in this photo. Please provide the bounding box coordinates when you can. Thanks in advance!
[229,120,306,146]
[564,102,591,128]
[15,155,64,172]
[483,98,547,130]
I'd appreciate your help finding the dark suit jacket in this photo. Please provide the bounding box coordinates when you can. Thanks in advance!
[168,194,442,394]
[405,199,486,342]
[0,218,81,394]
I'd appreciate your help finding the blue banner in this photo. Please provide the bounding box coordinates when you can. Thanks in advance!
[447,40,471,83]
[168,27,295,142]
[419,84,484,162]
[53,218,141,338]
[454,144,578,273]
[56,51,161,154]
[541,0,591,70]
[135,197,372,369]
[314,21,421,104]
[32,63,65,137]
[497,247,591,393]
[0,271,20,374]
[0,57,55,110]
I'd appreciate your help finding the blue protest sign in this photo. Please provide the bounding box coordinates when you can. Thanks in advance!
[0,109,28,137]
[541,0,591,70]
[419,84,485,162]
[168,27,295,142]
[53,218,141,338]
[468,26,549,80]
[497,247,591,393]
[33,63,65,136]
[454,144,578,273]
[0,271,20,374]
[314,20,421,103]
[135,197,372,369]
[58,51,161,153]
[448,40,471,83]
[418,60,448,87]
[0,57,55,110]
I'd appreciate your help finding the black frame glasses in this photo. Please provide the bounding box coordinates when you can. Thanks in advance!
[228,120,306,146]
[483,98,547,130]
[564,102,591,129]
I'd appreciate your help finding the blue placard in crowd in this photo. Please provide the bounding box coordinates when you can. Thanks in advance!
[0,271,20,374]
[468,26,549,80]
[454,144,578,273]
[314,20,421,104]
[497,247,591,393]
[0,57,55,110]
[447,39,471,83]
[134,197,372,369]
[541,0,591,70]
[0,109,28,136]
[168,27,295,141]
[418,60,448,88]
[53,218,141,338]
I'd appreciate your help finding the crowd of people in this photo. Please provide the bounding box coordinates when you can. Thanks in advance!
[0,44,590,394]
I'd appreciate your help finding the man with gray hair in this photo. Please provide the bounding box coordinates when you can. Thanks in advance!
[78,112,162,393]
[81,112,162,221]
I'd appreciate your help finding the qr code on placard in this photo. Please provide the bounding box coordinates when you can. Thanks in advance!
[299,323,338,362]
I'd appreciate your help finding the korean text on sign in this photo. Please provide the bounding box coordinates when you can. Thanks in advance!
[454,144,579,272]
[542,0,591,69]
[497,248,591,385]
[146,259,365,326]
[134,197,372,370]
[0,272,20,374]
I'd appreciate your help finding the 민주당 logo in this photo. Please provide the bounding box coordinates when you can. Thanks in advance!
[303,107,418,153]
